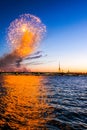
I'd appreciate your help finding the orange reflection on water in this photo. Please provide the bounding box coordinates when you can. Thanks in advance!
[0,75,49,129]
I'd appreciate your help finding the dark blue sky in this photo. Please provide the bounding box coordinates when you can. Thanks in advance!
[0,0,87,72]
[0,0,87,30]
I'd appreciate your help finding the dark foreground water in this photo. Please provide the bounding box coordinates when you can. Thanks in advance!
[0,75,87,130]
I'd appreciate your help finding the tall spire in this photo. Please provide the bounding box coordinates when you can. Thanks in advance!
[58,62,61,72]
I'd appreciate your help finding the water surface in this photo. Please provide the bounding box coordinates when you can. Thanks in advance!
[0,75,87,130]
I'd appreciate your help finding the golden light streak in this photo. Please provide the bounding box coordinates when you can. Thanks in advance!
[16,31,35,56]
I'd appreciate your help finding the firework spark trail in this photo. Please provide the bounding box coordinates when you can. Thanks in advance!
[0,14,46,72]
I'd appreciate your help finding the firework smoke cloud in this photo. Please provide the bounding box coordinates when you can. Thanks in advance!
[0,14,46,72]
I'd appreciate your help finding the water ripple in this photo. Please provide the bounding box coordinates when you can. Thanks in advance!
[0,75,87,129]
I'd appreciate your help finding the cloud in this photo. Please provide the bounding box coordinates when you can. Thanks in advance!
[25,54,43,60]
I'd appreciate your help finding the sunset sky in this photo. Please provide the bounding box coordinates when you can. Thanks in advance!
[0,0,87,72]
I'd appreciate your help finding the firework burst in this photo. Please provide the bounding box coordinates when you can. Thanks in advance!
[7,14,46,57]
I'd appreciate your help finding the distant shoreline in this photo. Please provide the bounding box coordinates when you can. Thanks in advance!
[0,72,87,76]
